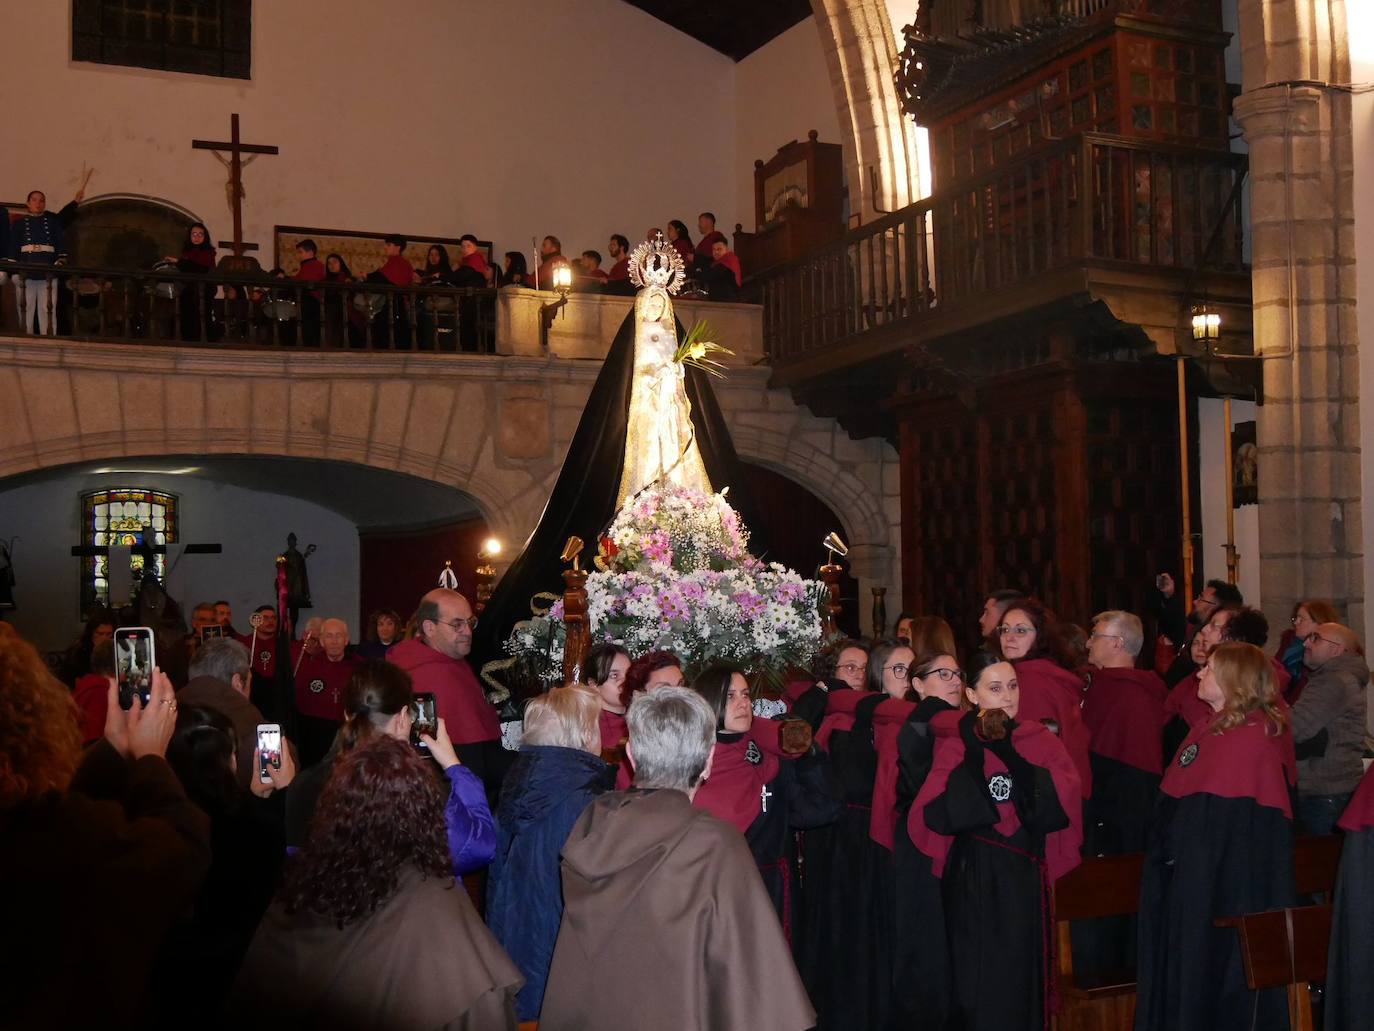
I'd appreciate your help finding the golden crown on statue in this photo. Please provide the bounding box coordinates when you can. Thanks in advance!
[628,232,686,295]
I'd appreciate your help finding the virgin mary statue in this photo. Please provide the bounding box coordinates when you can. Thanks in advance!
[617,234,713,507]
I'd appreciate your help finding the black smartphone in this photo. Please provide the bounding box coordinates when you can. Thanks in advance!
[198,624,226,641]
[256,723,282,783]
[410,692,438,748]
[114,626,156,710]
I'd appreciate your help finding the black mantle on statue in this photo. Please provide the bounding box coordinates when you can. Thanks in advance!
[471,308,768,666]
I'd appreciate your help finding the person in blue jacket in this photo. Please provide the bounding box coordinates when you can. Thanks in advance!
[487,685,614,1022]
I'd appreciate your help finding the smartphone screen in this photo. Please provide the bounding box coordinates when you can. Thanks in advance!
[411,693,437,747]
[257,724,282,783]
[199,624,226,641]
[114,627,156,710]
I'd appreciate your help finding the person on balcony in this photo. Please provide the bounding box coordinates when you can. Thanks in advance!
[535,235,568,292]
[365,234,417,347]
[167,222,218,343]
[458,234,491,283]
[8,190,66,336]
[501,251,529,288]
[605,234,633,295]
[575,249,608,292]
[293,239,326,346]
[665,219,694,266]
[693,211,726,274]
[705,238,742,301]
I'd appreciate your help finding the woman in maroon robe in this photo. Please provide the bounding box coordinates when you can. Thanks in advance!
[993,598,1093,797]
[1325,763,1374,1031]
[578,642,630,756]
[170,221,218,342]
[1134,642,1295,1031]
[690,664,840,936]
[910,651,1082,1031]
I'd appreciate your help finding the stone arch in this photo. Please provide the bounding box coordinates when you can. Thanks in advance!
[0,345,550,551]
[67,193,204,270]
[809,0,927,220]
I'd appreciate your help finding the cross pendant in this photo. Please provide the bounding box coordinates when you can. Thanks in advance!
[761,784,773,814]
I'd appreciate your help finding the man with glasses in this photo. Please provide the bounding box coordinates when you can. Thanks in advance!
[1293,622,1370,835]
[389,588,503,789]
[1152,574,1242,675]
[1082,611,1168,852]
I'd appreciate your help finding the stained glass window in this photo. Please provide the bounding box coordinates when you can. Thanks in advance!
[81,488,178,617]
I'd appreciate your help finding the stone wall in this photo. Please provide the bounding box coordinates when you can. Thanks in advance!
[0,335,904,615]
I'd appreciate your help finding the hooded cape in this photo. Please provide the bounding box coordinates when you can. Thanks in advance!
[1012,657,1093,797]
[540,789,814,1031]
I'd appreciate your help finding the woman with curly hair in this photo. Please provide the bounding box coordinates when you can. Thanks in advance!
[1135,642,1295,1031]
[285,660,496,875]
[0,624,210,1028]
[230,734,522,1029]
[356,607,403,660]
[992,597,1093,797]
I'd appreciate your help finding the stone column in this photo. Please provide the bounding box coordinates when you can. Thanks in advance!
[810,0,925,222]
[1233,0,1363,632]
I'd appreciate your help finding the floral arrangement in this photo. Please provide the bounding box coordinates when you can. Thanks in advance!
[504,484,828,685]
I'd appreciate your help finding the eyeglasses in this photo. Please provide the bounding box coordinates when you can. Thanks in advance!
[998,624,1034,637]
[921,667,966,683]
[1304,632,1340,648]
[437,616,479,631]
[837,662,868,675]
[883,663,911,678]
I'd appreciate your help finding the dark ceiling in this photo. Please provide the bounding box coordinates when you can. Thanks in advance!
[624,0,814,61]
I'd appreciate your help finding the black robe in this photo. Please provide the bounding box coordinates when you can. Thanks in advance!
[798,692,893,1031]
[911,713,1082,1031]
[1134,712,1295,1031]
[469,309,767,667]
[693,729,842,937]
[890,697,956,1029]
[1324,764,1374,1031]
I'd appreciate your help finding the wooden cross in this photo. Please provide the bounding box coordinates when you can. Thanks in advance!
[191,113,279,260]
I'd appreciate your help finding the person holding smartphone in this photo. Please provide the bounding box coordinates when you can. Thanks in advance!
[0,624,210,1028]
[285,660,496,876]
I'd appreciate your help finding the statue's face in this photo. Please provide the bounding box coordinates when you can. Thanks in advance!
[287,534,297,547]
[643,293,667,322]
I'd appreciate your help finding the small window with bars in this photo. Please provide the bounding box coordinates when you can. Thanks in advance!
[72,0,251,80]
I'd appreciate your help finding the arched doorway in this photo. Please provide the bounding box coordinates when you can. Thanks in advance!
[67,194,200,270]
[741,461,865,638]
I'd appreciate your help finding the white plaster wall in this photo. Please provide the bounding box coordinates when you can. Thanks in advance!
[0,0,737,267]
[1,473,359,653]
[1351,1,1374,648]
[733,19,846,230]
[1197,396,1260,606]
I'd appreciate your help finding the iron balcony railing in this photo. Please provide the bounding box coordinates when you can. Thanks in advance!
[756,132,1246,365]
[1,263,498,352]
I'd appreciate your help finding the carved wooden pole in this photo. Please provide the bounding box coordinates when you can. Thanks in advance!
[818,562,844,638]
[561,567,591,685]
[871,586,887,639]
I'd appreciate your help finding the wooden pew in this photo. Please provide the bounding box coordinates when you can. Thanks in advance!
[1052,853,1144,1031]
[1216,905,1333,1031]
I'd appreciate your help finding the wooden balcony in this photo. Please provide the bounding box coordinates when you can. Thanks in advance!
[755,132,1250,409]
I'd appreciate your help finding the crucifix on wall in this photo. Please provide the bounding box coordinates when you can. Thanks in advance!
[191,113,279,271]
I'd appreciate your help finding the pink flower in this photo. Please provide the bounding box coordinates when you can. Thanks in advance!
[549,600,565,619]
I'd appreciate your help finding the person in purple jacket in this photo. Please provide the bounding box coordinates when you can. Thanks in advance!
[283,659,495,874]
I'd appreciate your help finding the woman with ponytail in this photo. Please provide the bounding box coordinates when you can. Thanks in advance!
[285,659,496,873]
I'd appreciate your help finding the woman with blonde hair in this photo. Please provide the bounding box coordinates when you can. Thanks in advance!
[1135,641,1295,1031]
[487,686,614,1021]
[0,624,210,1027]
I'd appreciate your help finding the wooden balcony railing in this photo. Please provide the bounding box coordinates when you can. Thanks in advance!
[756,133,1246,366]
[1,263,498,352]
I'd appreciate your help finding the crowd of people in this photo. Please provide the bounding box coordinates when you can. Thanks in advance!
[3,186,745,344]
[4,574,1372,1029]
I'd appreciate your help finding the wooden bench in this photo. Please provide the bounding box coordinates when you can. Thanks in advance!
[1052,853,1144,1031]
[1216,905,1333,1031]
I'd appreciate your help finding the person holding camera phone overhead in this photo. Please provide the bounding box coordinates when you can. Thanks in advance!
[285,659,496,876]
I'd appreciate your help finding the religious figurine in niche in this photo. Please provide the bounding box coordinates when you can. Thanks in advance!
[617,234,712,508]
[283,533,316,625]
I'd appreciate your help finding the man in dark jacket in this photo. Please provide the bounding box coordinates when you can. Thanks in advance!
[177,637,265,789]
[1294,623,1370,834]
[487,687,614,1021]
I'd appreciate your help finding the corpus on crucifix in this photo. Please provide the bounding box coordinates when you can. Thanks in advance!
[191,112,279,272]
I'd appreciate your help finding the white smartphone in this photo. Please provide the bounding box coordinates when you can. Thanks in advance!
[257,723,282,783]
[114,626,156,710]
